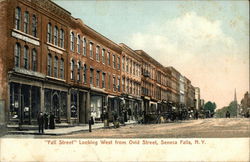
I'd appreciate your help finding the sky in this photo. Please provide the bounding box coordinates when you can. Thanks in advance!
[53,0,249,109]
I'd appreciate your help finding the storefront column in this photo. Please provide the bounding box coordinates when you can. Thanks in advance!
[29,86,32,124]
[86,91,90,121]
[77,90,79,123]
[40,87,44,112]
[67,90,71,122]
[18,84,22,124]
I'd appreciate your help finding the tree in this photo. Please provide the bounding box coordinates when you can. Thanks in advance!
[204,101,216,117]
[215,101,238,118]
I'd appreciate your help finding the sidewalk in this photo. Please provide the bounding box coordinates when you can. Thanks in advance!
[6,121,137,136]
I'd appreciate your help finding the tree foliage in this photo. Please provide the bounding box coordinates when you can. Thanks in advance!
[204,101,216,113]
[215,101,238,118]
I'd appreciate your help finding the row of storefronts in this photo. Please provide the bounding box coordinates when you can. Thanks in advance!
[8,69,145,125]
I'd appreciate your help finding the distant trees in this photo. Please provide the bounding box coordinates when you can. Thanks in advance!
[204,101,216,118]
[215,101,238,118]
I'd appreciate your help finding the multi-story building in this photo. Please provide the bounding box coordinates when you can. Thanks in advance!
[0,0,124,125]
[179,75,185,106]
[0,0,201,126]
[166,67,180,105]
[195,87,201,110]
[135,50,172,114]
[120,43,142,120]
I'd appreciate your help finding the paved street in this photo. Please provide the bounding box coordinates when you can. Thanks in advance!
[2,118,249,138]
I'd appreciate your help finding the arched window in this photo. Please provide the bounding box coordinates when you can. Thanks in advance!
[60,29,64,48]
[70,59,75,80]
[14,43,21,67]
[70,32,74,51]
[77,35,81,53]
[32,15,37,37]
[54,56,58,78]
[83,64,87,84]
[32,49,37,71]
[23,46,29,69]
[54,26,58,46]
[83,38,86,56]
[15,7,21,30]
[47,54,52,76]
[24,11,29,34]
[47,23,52,43]
[77,61,81,81]
[60,58,64,79]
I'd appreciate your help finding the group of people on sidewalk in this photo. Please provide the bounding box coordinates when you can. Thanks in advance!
[37,112,55,134]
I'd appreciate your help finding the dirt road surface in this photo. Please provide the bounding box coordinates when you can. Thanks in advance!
[60,118,250,138]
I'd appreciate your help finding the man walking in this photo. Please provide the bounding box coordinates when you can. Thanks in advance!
[37,112,44,134]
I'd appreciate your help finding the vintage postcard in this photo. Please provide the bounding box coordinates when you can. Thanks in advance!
[0,0,249,161]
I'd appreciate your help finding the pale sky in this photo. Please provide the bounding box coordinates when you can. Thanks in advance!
[53,0,249,109]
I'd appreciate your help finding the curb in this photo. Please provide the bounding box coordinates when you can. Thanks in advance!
[6,122,137,136]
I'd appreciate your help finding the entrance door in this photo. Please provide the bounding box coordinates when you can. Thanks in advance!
[79,92,87,124]
[52,94,60,122]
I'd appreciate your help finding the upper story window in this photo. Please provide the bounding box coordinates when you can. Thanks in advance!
[117,56,120,70]
[107,52,110,65]
[90,68,94,85]
[60,29,64,48]
[122,56,125,71]
[47,23,52,43]
[54,56,58,78]
[60,58,64,79]
[14,43,21,67]
[96,46,100,61]
[77,35,81,53]
[117,77,120,92]
[83,64,87,84]
[15,7,21,30]
[130,60,132,74]
[23,46,29,69]
[126,58,129,72]
[83,38,86,56]
[47,54,52,76]
[70,32,74,51]
[122,77,125,92]
[77,61,81,81]
[102,49,105,64]
[133,62,135,75]
[113,76,116,91]
[113,55,116,69]
[96,70,100,87]
[32,15,37,37]
[70,59,75,80]
[32,49,37,71]
[54,26,58,46]
[89,42,93,58]
[102,72,106,88]
[24,11,29,34]
[108,73,111,89]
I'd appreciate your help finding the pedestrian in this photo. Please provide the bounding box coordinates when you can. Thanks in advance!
[128,108,132,121]
[49,112,55,129]
[226,111,230,118]
[37,112,44,134]
[124,109,128,122]
[44,112,48,129]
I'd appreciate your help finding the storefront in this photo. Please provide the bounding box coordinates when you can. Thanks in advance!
[44,88,67,123]
[9,82,41,124]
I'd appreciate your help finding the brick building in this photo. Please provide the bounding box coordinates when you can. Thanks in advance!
[120,44,142,120]
[0,0,200,126]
